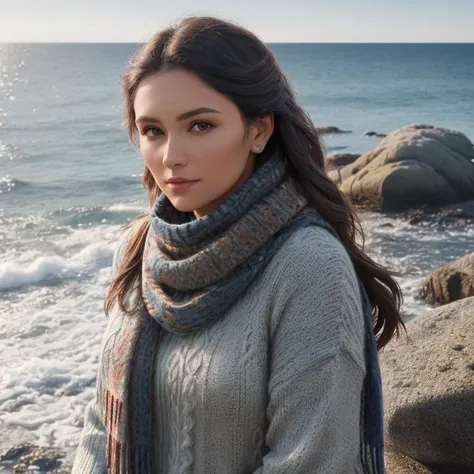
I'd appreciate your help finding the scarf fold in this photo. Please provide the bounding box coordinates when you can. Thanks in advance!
[103,147,386,474]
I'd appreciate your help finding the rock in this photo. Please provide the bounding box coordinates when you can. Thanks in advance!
[315,126,352,135]
[407,200,474,226]
[380,297,474,471]
[325,153,361,169]
[338,124,474,211]
[442,200,474,218]
[0,444,66,474]
[327,168,342,185]
[0,445,33,462]
[418,253,474,305]
[384,449,434,474]
[364,130,387,138]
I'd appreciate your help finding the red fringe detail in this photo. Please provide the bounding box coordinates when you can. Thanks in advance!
[104,389,128,474]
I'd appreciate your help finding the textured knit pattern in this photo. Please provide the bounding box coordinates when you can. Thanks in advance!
[100,148,314,474]
[72,225,374,473]
[141,151,307,332]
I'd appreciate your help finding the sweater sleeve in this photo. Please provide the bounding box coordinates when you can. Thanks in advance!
[253,227,367,474]
[71,229,130,474]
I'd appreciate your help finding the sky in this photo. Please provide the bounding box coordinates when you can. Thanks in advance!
[0,0,473,43]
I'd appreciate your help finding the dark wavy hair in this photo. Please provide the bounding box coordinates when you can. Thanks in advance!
[106,15,406,350]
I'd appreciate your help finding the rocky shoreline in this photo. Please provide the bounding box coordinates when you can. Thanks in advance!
[326,123,474,472]
[326,123,474,308]
[3,123,473,473]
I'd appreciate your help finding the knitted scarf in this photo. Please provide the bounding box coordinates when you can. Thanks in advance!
[103,148,386,474]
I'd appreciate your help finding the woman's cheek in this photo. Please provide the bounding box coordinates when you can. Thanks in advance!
[141,142,160,166]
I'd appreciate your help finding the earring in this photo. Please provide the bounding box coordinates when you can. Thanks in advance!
[255,145,262,153]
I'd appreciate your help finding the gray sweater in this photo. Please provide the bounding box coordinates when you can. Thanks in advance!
[72,225,367,473]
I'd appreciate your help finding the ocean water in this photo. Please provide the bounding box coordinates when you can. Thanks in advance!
[1,43,474,466]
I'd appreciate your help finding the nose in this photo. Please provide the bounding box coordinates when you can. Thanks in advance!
[162,139,186,168]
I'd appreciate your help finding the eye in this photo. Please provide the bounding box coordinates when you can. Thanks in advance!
[141,122,213,138]
[190,122,213,133]
[144,127,162,137]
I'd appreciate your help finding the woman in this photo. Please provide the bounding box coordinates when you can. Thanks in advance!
[72,15,405,474]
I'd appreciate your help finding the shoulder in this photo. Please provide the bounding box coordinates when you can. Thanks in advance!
[270,224,359,294]
[265,224,365,367]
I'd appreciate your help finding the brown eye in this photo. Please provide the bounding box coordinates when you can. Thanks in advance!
[190,122,213,132]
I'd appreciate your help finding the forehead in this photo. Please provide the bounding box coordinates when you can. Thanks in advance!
[133,69,232,117]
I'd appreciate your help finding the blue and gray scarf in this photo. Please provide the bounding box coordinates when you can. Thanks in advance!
[103,147,385,473]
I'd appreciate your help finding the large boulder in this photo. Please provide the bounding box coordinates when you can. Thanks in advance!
[418,253,474,305]
[338,124,474,211]
[380,297,474,472]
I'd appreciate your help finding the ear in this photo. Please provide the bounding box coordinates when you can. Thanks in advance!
[251,113,274,152]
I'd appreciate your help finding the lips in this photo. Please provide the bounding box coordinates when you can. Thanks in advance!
[166,178,198,184]
[166,179,199,192]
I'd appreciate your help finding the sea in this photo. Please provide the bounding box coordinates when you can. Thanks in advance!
[1,43,474,468]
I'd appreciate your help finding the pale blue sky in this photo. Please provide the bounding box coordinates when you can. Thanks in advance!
[1,0,473,43]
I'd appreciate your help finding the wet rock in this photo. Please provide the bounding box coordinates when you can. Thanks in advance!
[406,201,474,226]
[0,445,32,462]
[315,125,352,135]
[364,130,387,138]
[0,444,67,474]
[418,253,474,306]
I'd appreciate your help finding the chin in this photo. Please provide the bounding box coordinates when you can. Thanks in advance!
[166,195,207,214]
[167,199,195,213]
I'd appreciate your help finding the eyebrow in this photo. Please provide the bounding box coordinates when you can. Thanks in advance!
[135,107,222,124]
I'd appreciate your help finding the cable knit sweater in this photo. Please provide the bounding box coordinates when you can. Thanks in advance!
[72,225,367,474]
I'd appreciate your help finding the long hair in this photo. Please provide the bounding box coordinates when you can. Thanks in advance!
[106,15,406,350]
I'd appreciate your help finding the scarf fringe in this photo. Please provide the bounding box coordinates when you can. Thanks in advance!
[104,389,153,473]
[359,363,385,473]
[361,443,385,474]
[363,348,385,472]
[105,389,128,474]
[131,445,152,474]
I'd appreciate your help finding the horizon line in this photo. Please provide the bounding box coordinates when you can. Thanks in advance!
[1,41,474,45]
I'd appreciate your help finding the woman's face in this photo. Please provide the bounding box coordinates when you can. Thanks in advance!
[133,68,273,218]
